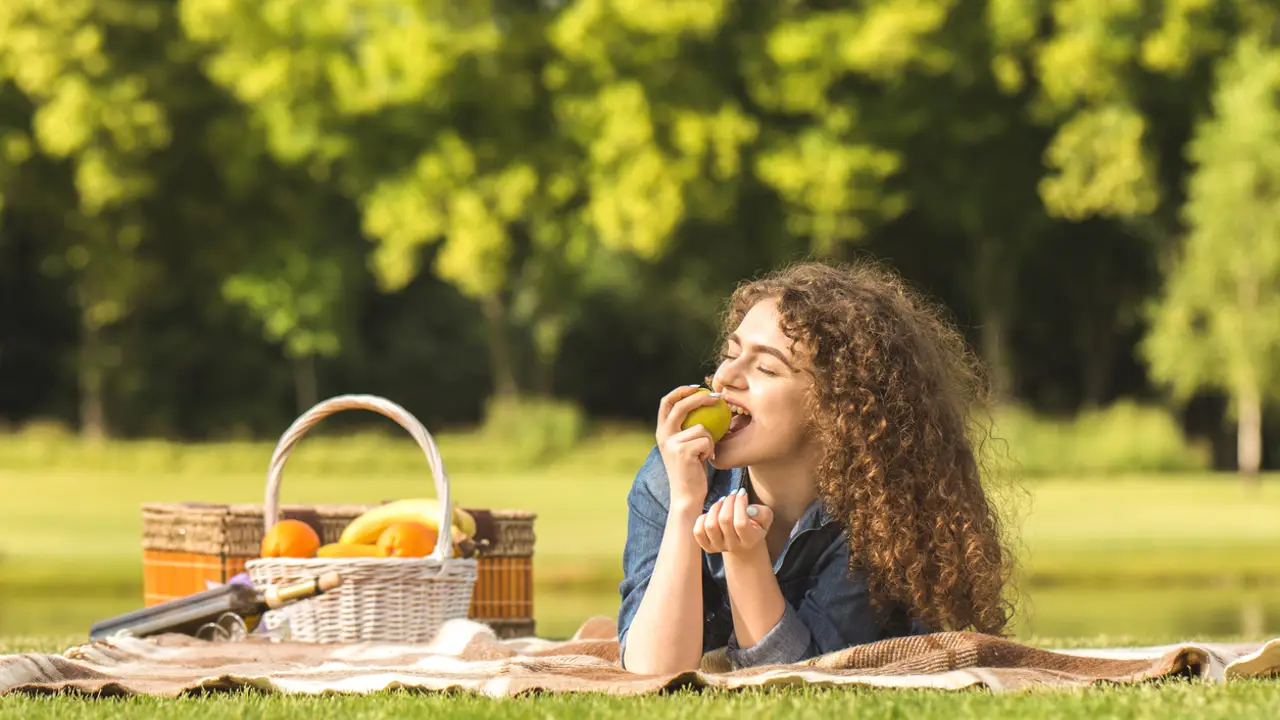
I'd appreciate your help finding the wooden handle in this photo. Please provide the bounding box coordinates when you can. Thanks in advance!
[262,394,455,562]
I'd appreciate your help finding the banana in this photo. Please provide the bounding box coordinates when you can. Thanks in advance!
[339,499,476,546]
[453,507,477,538]
[317,542,381,558]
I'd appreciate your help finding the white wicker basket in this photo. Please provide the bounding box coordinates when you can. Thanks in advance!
[245,394,478,643]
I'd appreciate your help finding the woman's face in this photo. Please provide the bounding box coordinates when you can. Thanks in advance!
[709,297,816,470]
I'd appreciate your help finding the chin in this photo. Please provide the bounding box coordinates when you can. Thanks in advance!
[710,429,762,470]
[708,455,740,471]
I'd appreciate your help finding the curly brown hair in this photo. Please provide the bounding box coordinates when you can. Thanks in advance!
[720,260,1019,636]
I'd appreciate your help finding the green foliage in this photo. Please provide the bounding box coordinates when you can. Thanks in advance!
[1023,0,1228,223]
[1143,34,1280,407]
[179,0,554,302]
[222,258,344,360]
[362,134,538,298]
[0,0,171,214]
[989,402,1211,477]
[547,0,757,256]
[4,0,1280,469]
[1039,104,1161,220]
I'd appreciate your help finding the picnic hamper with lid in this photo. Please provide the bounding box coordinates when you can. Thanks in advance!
[140,394,537,641]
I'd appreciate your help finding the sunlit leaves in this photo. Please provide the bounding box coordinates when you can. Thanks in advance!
[180,0,503,167]
[224,254,345,360]
[756,127,905,251]
[1039,104,1160,220]
[985,0,1043,92]
[362,132,537,298]
[1144,34,1280,404]
[0,0,170,214]
[1026,0,1233,223]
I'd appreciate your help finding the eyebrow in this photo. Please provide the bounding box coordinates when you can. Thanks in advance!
[728,333,796,370]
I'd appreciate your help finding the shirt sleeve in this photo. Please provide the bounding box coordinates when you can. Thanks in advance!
[615,446,671,668]
[724,529,882,669]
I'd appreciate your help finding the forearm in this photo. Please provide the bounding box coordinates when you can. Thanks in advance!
[722,546,786,649]
[621,502,705,674]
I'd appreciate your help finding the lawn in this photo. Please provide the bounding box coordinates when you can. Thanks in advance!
[2,676,1279,719]
[2,432,1280,715]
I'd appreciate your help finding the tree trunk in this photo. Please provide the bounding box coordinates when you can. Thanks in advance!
[1077,304,1113,408]
[1235,269,1262,482]
[481,293,519,399]
[981,307,1012,401]
[974,236,1015,401]
[533,352,555,398]
[78,310,107,441]
[294,354,318,414]
[1237,386,1262,480]
[531,316,565,398]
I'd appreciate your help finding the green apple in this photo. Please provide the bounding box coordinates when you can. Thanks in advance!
[680,388,732,442]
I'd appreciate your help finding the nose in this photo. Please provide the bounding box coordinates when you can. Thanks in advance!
[711,354,747,393]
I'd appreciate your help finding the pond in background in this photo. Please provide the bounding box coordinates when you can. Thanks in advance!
[530,584,1280,643]
[4,585,1279,646]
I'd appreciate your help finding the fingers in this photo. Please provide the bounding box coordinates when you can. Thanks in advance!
[731,488,759,537]
[692,513,712,553]
[692,490,774,555]
[663,425,715,463]
[702,497,726,549]
[748,504,774,532]
[657,385,704,431]
[718,490,738,544]
[663,389,723,438]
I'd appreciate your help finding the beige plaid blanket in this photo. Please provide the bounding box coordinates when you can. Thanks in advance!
[1,617,1277,697]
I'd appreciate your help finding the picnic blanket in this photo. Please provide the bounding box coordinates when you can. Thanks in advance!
[2,616,1277,697]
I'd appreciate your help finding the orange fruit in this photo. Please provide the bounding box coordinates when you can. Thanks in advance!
[376,521,438,558]
[260,519,321,558]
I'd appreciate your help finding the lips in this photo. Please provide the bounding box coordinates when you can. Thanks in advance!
[723,396,752,416]
[722,396,753,439]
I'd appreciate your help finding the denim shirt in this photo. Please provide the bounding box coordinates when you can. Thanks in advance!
[617,446,926,670]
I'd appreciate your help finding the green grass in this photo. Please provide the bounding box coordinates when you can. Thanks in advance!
[3,681,1280,719]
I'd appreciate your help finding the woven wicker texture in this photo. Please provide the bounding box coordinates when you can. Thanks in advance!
[244,394,478,643]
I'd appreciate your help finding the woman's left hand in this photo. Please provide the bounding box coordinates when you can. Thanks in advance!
[693,488,774,555]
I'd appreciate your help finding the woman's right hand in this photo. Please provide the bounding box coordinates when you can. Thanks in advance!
[656,385,719,510]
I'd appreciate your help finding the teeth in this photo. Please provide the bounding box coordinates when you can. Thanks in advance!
[729,404,751,416]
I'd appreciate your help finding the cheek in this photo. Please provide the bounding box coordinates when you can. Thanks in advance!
[760,392,809,433]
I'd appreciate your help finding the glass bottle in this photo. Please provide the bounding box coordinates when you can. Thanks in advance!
[89,572,342,641]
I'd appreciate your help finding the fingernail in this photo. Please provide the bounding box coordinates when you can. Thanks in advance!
[746,506,758,518]
[688,384,702,388]
[708,392,723,398]
[737,487,747,496]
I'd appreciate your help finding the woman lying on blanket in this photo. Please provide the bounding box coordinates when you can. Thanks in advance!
[617,260,1018,674]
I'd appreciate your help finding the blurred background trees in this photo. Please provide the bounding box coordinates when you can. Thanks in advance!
[3,0,1280,474]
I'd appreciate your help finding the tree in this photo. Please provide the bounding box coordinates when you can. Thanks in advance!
[737,1,1055,397]
[1143,33,1280,478]
[0,0,174,438]
[181,0,577,400]
[0,85,30,215]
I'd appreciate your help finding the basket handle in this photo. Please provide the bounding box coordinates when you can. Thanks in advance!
[262,394,456,563]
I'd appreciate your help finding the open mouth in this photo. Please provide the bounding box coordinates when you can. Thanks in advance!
[723,402,753,439]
